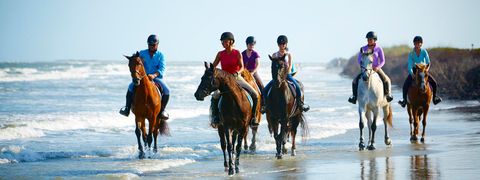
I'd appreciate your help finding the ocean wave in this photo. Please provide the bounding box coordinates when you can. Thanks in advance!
[0,145,113,163]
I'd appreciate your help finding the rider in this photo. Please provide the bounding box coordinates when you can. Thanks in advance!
[398,36,442,107]
[119,34,171,119]
[348,31,393,104]
[263,35,310,112]
[211,32,260,126]
[241,36,265,112]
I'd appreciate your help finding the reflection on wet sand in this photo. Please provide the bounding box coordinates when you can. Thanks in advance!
[360,157,394,180]
[410,155,440,180]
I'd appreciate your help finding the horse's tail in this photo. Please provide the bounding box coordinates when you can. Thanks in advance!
[387,104,393,128]
[159,119,170,136]
[297,113,309,143]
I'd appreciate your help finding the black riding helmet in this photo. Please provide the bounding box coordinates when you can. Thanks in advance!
[277,35,288,44]
[220,32,235,43]
[365,31,377,40]
[246,36,256,45]
[147,34,159,45]
[413,36,423,43]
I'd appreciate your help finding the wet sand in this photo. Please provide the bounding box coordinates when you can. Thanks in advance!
[144,104,480,179]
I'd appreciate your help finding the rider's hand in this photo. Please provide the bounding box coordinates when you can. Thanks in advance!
[148,74,156,80]
[373,67,379,72]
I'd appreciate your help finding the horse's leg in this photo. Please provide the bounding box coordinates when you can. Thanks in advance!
[243,127,249,151]
[412,110,420,142]
[408,106,416,142]
[147,117,156,150]
[383,105,392,146]
[273,119,282,159]
[421,107,429,143]
[367,110,377,150]
[235,131,244,174]
[135,119,145,159]
[218,128,228,171]
[249,126,258,153]
[359,109,366,151]
[281,117,288,155]
[225,128,234,175]
[291,116,300,156]
[153,119,159,154]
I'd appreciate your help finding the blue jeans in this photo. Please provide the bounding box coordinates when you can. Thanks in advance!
[128,78,170,95]
[263,74,302,100]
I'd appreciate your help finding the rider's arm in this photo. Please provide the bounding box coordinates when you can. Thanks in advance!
[287,53,293,74]
[374,47,385,71]
[424,49,430,65]
[212,52,221,68]
[156,53,165,79]
[237,51,245,74]
[408,52,414,76]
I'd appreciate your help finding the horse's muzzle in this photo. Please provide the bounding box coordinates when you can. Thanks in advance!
[194,92,204,101]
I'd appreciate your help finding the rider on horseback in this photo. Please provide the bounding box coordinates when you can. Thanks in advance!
[241,36,265,113]
[398,36,442,107]
[119,34,170,119]
[210,32,260,127]
[349,31,393,104]
[263,35,310,112]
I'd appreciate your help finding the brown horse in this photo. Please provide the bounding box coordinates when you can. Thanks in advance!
[194,62,260,175]
[407,63,432,143]
[265,54,308,159]
[125,52,169,159]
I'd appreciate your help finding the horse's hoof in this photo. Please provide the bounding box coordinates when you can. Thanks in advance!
[367,145,376,150]
[359,142,366,151]
[282,148,288,154]
[410,136,418,143]
[138,152,146,159]
[244,145,249,151]
[249,144,256,152]
[291,150,296,156]
[385,138,392,146]
[228,168,234,175]
[235,167,240,173]
[276,153,282,159]
[420,137,425,143]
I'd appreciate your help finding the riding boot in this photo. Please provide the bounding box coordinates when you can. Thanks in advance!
[250,95,259,127]
[384,82,394,102]
[348,75,360,104]
[210,97,220,127]
[297,98,310,112]
[160,95,170,120]
[119,90,134,117]
[430,76,442,105]
[260,94,266,114]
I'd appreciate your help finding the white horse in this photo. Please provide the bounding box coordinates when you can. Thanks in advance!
[357,50,393,150]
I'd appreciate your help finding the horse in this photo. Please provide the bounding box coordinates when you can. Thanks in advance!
[357,50,393,151]
[265,54,308,159]
[125,52,169,159]
[194,62,260,175]
[407,63,432,143]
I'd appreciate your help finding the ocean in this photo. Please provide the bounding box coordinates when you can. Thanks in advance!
[0,60,478,179]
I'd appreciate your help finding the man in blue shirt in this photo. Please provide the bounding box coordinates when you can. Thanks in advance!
[398,36,442,107]
[119,34,171,119]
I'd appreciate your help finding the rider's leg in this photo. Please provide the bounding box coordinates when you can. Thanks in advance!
[119,83,135,117]
[253,72,266,114]
[237,76,260,126]
[428,74,442,105]
[287,74,309,112]
[376,69,393,102]
[348,73,361,104]
[154,78,171,119]
[399,75,412,108]
[262,80,272,108]
[210,91,221,126]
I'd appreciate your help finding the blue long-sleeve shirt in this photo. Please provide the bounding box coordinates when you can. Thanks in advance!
[139,49,165,79]
[407,48,430,75]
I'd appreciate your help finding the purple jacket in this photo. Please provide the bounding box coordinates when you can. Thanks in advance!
[241,50,260,72]
[357,44,385,69]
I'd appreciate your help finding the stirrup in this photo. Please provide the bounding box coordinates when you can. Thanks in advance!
[348,96,356,104]
[433,96,442,105]
[160,111,169,120]
[119,107,130,117]
[398,100,407,108]
[386,95,393,102]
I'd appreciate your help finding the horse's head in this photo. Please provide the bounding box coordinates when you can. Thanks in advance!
[269,54,288,88]
[194,62,220,101]
[360,49,374,81]
[414,63,430,92]
[124,51,146,86]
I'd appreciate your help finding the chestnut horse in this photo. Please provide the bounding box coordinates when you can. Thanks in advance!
[125,52,169,159]
[407,63,432,143]
[265,54,308,159]
[194,62,260,175]
[357,50,393,151]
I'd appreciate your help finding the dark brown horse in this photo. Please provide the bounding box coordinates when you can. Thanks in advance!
[407,63,432,143]
[125,52,169,159]
[194,62,259,175]
[265,54,308,159]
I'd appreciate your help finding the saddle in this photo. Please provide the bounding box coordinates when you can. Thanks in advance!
[154,81,164,96]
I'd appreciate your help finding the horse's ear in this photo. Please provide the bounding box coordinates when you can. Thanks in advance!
[124,55,130,60]
[209,63,214,70]
[135,51,140,57]
[204,61,209,69]
[268,55,274,61]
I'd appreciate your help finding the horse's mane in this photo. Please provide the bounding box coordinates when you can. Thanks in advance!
[214,68,246,104]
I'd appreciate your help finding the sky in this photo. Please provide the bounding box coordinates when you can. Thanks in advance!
[0,0,479,62]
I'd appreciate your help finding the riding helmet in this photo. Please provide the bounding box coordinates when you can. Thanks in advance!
[277,35,288,44]
[220,32,235,43]
[413,36,423,43]
[365,31,377,40]
[147,34,159,45]
[246,36,256,45]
